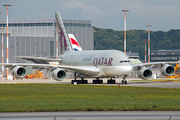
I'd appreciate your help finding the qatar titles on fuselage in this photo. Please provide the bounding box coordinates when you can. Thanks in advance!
[59,50,133,77]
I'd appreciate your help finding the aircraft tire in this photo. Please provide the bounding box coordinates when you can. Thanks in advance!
[121,80,124,84]
[93,80,98,84]
[84,80,88,84]
[71,80,74,84]
[81,80,88,84]
[112,80,116,84]
[78,80,82,84]
[107,79,116,84]
[98,80,103,84]
[93,80,97,84]
[125,81,127,85]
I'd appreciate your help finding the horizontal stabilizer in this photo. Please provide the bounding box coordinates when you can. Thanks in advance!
[16,56,62,64]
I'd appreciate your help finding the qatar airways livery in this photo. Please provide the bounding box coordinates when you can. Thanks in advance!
[0,12,177,84]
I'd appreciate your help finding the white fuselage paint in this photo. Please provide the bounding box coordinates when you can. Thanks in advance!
[58,50,133,78]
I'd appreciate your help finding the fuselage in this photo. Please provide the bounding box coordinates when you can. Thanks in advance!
[58,50,133,78]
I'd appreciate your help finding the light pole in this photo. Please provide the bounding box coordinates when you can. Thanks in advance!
[56,25,58,58]
[144,39,147,63]
[3,4,11,79]
[122,10,129,54]
[0,12,3,79]
[1,28,5,80]
[146,25,151,63]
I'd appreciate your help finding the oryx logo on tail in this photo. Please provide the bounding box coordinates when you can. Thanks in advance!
[55,12,72,54]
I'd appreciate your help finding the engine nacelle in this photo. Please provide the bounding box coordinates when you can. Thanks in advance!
[11,66,27,78]
[52,68,66,81]
[160,64,175,76]
[137,67,152,79]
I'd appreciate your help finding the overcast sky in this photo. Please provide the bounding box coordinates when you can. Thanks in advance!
[0,0,180,31]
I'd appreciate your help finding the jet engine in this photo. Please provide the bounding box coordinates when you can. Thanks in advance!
[137,67,152,79]
[52,68,66,81]
[160,64,175,76]
[11,66,27,78]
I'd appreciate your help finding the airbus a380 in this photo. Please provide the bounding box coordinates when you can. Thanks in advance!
[0,12,177,84]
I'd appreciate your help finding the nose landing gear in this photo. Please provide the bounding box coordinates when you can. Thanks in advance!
[121,75,127,85]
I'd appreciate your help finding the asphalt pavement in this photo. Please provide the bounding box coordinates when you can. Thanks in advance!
[0,111,180,120]
[1,78,180,88]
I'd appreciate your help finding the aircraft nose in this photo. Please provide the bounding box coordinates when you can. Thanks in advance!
[118,65,133,75]
[127,65,133,73]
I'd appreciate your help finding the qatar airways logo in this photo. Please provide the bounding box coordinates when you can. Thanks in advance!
[93,58,113,67]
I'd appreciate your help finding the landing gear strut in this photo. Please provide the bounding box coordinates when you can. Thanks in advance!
[71,73,88,84]
[107,77,116,84]
[121,75,127,85]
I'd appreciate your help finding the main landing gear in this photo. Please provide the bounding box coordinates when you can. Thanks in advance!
[71,72,128,85]
[107,77,116,84]
[121,75,127,85]
[93,78,103,84]
[71,73,88,84]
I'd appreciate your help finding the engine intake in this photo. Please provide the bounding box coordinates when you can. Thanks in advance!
[160,64,175,76]
[137,67,152,79]
[52,68,66,81]
[11,66,27,78]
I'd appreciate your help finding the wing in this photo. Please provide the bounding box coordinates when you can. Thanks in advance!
[0,63,100,76]
[132,61,179,79]
[132,61,178,69]
[0,63,53,69]
[16,56,62,64]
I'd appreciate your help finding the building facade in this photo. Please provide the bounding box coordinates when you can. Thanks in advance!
[151,50,180,62]
[0,19,94,74]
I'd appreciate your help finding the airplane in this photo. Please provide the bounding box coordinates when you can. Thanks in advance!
[0,12,177,84]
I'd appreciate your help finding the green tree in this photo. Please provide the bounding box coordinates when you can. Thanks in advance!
[93,26,180,60]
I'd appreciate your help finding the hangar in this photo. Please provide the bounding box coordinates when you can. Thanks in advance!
[0,19,94,75]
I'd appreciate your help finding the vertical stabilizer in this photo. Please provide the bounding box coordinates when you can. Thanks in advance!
[55,12,72,54]
[68,34,82,51]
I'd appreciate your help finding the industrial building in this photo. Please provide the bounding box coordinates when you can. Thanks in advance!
[151,50,180,62]
[0,19,94,75]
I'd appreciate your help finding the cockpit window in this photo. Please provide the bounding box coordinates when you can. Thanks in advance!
[120,60,130,63]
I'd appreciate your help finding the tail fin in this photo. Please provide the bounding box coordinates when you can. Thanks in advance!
[55,12,72,54]
[68,34,82,51]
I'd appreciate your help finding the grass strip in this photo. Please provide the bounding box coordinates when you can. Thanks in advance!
[0,84,180,112]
